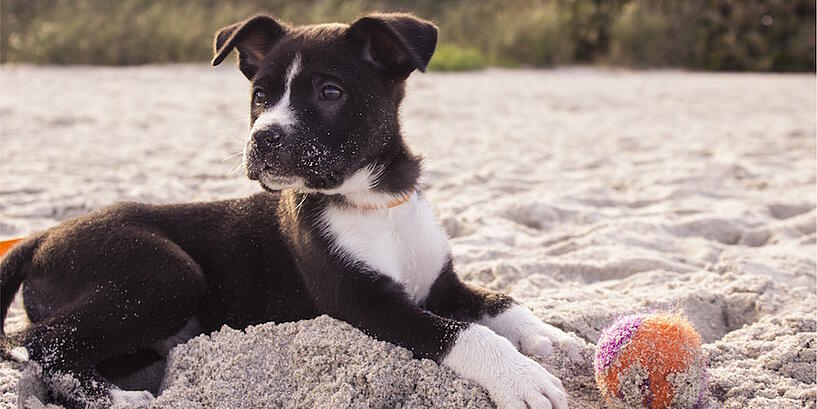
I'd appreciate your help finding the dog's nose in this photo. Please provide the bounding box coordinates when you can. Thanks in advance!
[253,127,283,150]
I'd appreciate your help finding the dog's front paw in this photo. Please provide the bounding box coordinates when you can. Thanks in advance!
[518,319,581,361]
[443,325,568,409]
[482,304,581,360]
[490,356,568,409]
[518,330,555,358]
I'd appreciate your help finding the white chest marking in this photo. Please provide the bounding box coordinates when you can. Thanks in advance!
[320,193,450,303]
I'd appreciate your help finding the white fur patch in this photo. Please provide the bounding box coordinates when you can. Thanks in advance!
[154,317,201,357]
[9,346,29,362]
[307,165,410,208]
[258,166,412,208]
[110,389,155,408]
[258,174,301,191]
[265,166,379,195]
[480,304,581,360]
[442,324,568,409]
[250,54,302,135]
[315,165,379,195]
[320,192,449,303]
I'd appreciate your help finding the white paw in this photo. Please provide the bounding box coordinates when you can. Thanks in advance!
[519,332,554,357]
[9,346,29,362]
[490,355,567,409]
[520,320,581,361]
[110,389,155,408]
[482,304,582,360]
[443,325,568,409]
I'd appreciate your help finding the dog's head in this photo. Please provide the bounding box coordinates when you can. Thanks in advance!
[213,13,436,205]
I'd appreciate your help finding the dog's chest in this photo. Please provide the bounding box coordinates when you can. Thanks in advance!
[320,193,450,303]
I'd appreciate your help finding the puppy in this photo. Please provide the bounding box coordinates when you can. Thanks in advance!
[0,13,576,409]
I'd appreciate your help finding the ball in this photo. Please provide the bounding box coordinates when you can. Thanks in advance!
[594,312,708,409]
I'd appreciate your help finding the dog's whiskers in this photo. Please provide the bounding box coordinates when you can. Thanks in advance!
[222,152,244,162]
[229,134,247,143]
[228,160,245,176]
[294,193,308,218]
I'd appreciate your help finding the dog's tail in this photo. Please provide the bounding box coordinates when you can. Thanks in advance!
[1,233,42,336]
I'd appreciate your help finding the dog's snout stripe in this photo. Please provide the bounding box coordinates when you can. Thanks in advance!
[283,54,302,96]
[251,54,302,133]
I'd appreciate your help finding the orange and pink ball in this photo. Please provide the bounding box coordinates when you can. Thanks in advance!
[594,312,709,409]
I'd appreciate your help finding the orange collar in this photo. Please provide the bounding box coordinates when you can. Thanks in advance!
[353,191,414,211]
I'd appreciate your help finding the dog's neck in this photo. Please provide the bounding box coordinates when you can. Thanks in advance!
[342,146,421,209]
[345,190,414,210]
[290,144,419,211]
[273,142,422,212]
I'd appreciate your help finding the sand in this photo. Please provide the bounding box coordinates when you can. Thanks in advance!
[0,65,814,408]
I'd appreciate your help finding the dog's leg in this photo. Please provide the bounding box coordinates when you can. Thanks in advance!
[23,321,120,408]
[21,237,206,409]
[424,262,581,359]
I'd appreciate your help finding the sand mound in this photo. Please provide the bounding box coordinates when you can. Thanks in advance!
[155,316,494,408]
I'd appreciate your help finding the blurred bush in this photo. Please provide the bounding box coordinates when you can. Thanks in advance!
[609,2,675,67]
[1,0,814,71]
[608,0,817,71]
[427,44,487,71]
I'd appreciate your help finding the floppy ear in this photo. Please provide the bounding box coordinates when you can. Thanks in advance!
[212,15,286,80]
[348,13,438,79]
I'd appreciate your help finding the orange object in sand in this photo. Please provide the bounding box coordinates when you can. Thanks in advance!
[594,312,708,409]
[0,237,24,258]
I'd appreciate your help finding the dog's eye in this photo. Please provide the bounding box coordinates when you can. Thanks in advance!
[320,85,343,101]
[252,88,267,105]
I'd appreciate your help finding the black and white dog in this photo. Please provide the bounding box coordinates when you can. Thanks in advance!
[0,13,577,409]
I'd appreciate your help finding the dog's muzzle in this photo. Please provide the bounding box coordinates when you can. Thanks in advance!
[245,125,287,181]
[252,126,284,152]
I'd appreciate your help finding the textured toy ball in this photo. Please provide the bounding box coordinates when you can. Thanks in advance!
[594,312,708,409]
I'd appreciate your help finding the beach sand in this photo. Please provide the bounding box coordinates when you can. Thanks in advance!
[1,66,814,408]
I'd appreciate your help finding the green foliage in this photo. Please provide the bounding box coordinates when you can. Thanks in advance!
[494,1,574,67]
[428,43,487,71]
[608,2,674,67]
[607,0,817,71]
[435,0,573,68]
[1,0,814,71]
[561,0,628,63]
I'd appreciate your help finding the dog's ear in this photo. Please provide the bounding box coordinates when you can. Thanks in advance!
[349,13,438,79]
[212,15,286,80]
